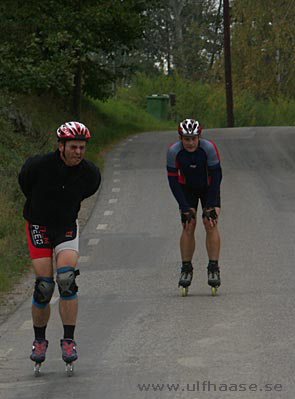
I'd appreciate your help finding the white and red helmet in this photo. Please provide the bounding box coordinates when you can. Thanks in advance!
[178,119,202,136]
[56,121,91,141]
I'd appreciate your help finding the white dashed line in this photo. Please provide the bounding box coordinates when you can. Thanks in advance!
[104,210,114,216]
[114,164,121,168]
[128,138,133,141]
[88,238,100,246]
[113,171,121,175]
[96,224,108,230]
[50,296,59,305]
[0,348,13,359]
[113,179,120,183]
[112,188,120,193]
[20,320,32,330]
[79,256,89,263]
[109,198,118,204]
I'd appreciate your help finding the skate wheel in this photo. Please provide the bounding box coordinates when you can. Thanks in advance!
[211,287,217,297]
[34,362,41,376]
[65,362,74,377]
[181,287,188,297]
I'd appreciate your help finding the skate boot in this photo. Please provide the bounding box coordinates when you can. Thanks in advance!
[207,261,221,296]
[178,262,193,297]
[60,339,78,376]
[30,339,48,376]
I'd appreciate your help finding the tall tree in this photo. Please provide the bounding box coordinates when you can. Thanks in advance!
[0,0,153,117]
[223,0,234,126]
[231,0,295,99]
[121,0,223,81]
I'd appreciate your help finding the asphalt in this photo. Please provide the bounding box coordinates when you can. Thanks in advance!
[0,127,294,398]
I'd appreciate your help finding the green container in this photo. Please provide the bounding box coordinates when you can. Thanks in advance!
[146,95,170,119]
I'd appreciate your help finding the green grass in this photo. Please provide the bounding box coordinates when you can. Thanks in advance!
[0,92,173,295]
[118,72,295,128]
[82,97,175,165]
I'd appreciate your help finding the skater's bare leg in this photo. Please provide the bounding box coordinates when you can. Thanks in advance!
[56,250,79,328]
[179,209,196,288]
[202,207,220,260]
[56,250,79,365]
[30,258,53,364]
[203,208,221,288]
[180,209,196,261]
[32,258,53,330]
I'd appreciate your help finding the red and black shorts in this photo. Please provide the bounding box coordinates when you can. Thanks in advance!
[26,222,79,259]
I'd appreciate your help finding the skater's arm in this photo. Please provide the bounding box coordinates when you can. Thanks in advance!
[167,172,190,211]
[206,164,222,208]
[18,156,39,198]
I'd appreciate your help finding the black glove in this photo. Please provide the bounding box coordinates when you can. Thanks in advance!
[181,209,196,224]
[202,208,218,221]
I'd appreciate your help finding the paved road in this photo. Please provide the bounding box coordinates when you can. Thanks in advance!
[0,127,294,398]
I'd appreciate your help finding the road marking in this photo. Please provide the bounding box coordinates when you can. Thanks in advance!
[20,320,32,330]
[96,224,108,230]
[113,171,121,175]
[104,210,114,216]
[114,164,121,168]
[79,256,89,263]
[113,158,120,161]
[50,296,59,305]
[109,198,118,204]
[0,348,13,359]
[128,138,133,141]
[112,188,120,192]
[88,238,100,246]
[113,179,120,183]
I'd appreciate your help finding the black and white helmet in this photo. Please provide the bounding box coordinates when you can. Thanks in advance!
[178,119,202,136]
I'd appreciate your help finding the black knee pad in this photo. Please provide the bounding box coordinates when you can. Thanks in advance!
[33,278,55,305]
[56,267,80,298]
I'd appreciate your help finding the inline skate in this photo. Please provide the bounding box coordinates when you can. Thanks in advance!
[178,262,193,297]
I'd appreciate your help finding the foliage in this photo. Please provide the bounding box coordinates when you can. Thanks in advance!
[0,0,153,100]
[118,0,223,82]
[231,0,295,99]
[117,72,295,127]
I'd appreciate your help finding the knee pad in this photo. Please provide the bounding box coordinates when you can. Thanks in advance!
[33,278,55,308]
[56,267,80,299]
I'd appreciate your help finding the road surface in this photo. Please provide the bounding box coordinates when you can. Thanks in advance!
[0,127,294,398]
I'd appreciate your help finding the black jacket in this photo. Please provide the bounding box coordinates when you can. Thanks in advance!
[18,150,101,228]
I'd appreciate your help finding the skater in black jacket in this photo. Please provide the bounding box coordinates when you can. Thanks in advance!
[19,122,101,372]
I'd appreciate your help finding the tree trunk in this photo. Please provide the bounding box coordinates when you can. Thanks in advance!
[169,0,184,74]
[209,0,222,69]
[73,60,81,121]
[223,0,234,127]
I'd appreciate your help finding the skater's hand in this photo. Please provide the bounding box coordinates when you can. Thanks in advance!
[181,208,196,227]
[203,207,219,228]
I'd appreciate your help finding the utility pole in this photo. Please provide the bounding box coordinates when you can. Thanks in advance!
[223,0,234,127]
